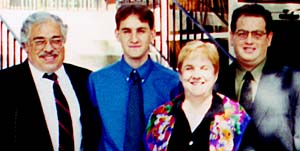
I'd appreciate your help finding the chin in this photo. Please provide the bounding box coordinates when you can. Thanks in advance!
[190,89,205,95]
[44,65,60,73]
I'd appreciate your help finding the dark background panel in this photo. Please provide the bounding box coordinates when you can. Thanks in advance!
[267,20,300,69]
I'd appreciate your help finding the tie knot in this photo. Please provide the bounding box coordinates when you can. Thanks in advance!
[130,69,141,83]
[43,73,58,81]
[243,71,253,81]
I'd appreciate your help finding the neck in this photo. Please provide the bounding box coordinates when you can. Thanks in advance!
[183,93,213,111]
[124,55,149,69]
[238,58,266,71]
[182,93,213,132]
[239,63,256,71]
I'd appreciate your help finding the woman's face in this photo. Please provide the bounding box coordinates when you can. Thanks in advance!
[179,49,218,97]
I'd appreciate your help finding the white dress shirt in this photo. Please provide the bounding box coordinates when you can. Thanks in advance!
[29,62,82,151]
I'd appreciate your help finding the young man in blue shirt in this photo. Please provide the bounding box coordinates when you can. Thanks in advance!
[88,3,180,151]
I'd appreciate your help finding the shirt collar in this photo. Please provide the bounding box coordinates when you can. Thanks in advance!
[120,55,154,83]
[28,61,65,80]
[236,59,266,82]
[170,91,224,118]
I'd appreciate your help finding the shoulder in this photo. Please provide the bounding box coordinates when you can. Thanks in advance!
[0,62,29,79]
[214,93,251,137]
[147,64,180,94]
[152,62,178,76]
[150,62,180,85]
[285,67,300,92]
[222,96,244,112]
[64,63,91,72]
[151,101,174,116]
[218,93,250,120]
[93,61,120,74]
[263,65,300,88]
[292,68,300,86]
[64,63,91,77]
[147,100,175,132]
[88,62,122,83]
[219,61,237,75]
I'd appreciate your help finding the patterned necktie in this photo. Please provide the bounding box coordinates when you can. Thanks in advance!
[124,69,145,151]
[240,71,254,111]
[43,73,74,151]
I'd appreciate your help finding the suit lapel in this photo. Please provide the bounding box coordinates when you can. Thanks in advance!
[16,61,53,149]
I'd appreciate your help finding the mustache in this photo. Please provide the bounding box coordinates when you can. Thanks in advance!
[39,50,59,57]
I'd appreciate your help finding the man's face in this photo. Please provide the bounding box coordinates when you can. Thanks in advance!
[230,15,273,69]
[115,15,155,64]
[24,20,65,73]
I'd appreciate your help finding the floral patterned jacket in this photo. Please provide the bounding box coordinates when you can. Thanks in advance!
[145,93,250,151]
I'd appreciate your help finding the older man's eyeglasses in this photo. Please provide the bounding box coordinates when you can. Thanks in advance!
[31,36,65,50]
[234,30,267,40]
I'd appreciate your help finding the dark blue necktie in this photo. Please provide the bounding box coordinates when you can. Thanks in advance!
[43,73,74,151]
[240,71,254,111]
[124,69,145,151]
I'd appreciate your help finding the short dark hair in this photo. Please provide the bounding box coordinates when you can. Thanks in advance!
[231,4,273,34]
[115,2,154,30]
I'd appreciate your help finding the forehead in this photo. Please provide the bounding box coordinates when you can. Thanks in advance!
[183,49,210,64]
[236,15,266,30]
[30,20,62,37]
[119,15,150,29]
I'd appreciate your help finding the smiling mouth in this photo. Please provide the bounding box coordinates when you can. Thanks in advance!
[129,46,140,48]
[200,79,205,84]
[191,79,205,85]
[41,55,57,62]
[243,47,255,52]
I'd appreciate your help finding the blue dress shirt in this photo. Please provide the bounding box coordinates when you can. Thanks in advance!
[88,56,180,151]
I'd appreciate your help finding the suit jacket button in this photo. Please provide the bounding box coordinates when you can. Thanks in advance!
[189,140,193,146]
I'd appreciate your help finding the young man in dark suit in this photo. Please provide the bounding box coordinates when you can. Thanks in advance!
[0,12,101,151]
[216,4,300,151]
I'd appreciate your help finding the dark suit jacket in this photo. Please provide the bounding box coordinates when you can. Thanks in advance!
[0,60,101,151]
[216,59,300,151]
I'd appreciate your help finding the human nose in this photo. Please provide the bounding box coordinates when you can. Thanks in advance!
[44,40,54,51]
[130,32,139,43]
[191,69,203,79]
[245,33,255,43]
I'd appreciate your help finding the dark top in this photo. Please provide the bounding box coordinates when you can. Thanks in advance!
[168,93,224,151]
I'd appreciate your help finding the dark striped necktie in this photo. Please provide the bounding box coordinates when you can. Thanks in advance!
[43,73,74,151]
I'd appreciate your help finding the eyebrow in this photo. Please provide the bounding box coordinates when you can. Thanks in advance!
[32,35,63,40]
[120,27,148,31]
[236,29,265,32]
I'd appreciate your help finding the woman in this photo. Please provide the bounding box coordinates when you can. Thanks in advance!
[145,40,250,151]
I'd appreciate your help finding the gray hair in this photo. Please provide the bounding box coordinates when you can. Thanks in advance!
[20,11,68,44]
